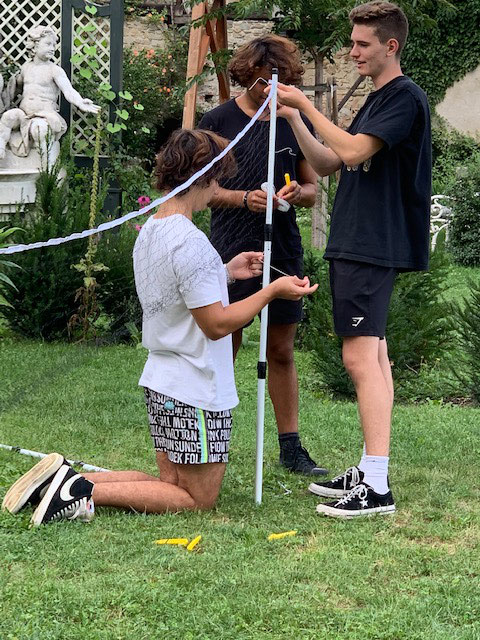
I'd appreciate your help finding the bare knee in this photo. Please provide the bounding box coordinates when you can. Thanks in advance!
[267,342,294,368]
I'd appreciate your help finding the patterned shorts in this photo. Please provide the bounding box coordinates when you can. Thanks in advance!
[144,388,233,465]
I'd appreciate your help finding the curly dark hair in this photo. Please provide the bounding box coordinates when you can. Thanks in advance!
[228,34,304,87]
[350,1,409,56]
[155,129,237,193]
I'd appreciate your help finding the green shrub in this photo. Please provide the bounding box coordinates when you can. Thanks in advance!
[431,119,480,195]
[450,278,480,404]
[2,159,97,340]
[122,30,187,162]
[447,153,480,267]
[299,249,454,400]
[0,226,22,308]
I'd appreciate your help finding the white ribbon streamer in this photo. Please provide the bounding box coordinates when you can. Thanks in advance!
[0,91,273,255]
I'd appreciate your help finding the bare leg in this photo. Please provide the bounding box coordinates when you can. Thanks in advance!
[232,328,243,360]
[267,323,299,434]
[378,338,394,408]
[0,109,24,158]
[83,470,160,483]
[90,462,226,513]
[343,336,391,456]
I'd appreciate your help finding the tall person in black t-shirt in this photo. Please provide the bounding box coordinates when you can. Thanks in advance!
[267,1,432,517]
[198,35,328,476]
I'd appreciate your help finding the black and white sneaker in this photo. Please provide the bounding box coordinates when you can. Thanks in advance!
[2,452,66,514]
[316,482,395,518]
[308,466,364,498]
[280,442,328,476]
[30,464,94,527]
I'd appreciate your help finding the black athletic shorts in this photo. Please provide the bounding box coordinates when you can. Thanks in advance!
[328,259,396,339]
[228,255,304,326]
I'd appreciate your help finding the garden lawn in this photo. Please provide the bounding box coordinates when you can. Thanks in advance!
[1,338,479,640]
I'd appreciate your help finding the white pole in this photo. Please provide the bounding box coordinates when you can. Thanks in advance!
[255,70,278,505]
[0,443,110,472]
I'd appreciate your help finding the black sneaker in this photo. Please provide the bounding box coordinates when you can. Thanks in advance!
[279,442,328,476]
[2,452,66,514]
[308,466,364,498]
[316,482,395,518]
[30,464,95,527]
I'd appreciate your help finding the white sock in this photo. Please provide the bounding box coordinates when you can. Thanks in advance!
[360,455,389,494]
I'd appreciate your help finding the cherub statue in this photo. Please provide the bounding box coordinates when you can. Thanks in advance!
[0,26,100,166]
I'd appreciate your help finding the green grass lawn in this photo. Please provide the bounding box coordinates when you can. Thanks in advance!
[1,339,480,639]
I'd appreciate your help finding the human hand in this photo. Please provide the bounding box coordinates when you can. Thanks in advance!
[227,252,263,280]
[246,189,278,213]
[276,103,299,122]
[276,180,302,205]
[79,98,101,114]
[265,83,310,112]
[271,275,318,300]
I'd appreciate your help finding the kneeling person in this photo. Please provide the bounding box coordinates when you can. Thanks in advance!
[2,129,318,525]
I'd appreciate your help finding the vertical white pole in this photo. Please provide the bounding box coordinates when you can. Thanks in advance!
[255,70,278,505]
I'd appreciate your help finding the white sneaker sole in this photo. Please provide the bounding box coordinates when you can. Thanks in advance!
[1,452,63,514]
[316,503,396,518]
[308,483,349,498]
[30,464,70,527]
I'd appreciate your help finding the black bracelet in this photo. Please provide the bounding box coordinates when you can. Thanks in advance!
[243,190,251,209]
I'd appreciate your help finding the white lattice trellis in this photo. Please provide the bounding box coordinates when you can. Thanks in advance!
[0,0,62,68]
[70,10,112,156]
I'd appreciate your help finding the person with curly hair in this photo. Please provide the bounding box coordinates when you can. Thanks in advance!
[198,35,327,477]
[2,129,318,525]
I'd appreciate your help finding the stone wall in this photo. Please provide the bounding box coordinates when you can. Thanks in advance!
[123,16,373,127]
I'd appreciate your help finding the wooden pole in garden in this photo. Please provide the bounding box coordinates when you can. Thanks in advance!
[182,0,229,129]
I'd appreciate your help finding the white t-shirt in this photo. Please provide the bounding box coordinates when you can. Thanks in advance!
[133,214,239,411]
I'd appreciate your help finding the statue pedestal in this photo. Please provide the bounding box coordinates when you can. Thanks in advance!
[0,144,61,219]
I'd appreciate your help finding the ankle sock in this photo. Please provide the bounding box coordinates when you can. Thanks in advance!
[279,432,300,447]
[358,455,389,494]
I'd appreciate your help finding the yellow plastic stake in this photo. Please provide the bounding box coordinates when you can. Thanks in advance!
[186,535,202,551]
[267,530,297,541]
[284,173,291,186]
[154,538,189,546]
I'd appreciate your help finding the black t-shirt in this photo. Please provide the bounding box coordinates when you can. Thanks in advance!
[198,99,314,262]
[325,75,432,271]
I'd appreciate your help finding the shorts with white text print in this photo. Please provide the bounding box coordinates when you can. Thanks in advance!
[144,388,232,465]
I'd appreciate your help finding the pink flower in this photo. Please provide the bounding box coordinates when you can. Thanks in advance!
[135,224,143,232]
[137,195,151,206]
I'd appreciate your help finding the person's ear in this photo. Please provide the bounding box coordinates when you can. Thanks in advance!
[386,38,399,57]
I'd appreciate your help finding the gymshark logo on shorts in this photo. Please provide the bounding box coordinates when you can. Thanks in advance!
[351,316,365,327]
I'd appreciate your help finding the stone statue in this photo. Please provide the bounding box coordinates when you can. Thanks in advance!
[0,25,100,167]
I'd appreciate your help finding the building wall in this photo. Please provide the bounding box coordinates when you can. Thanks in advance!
[436,65,480,141]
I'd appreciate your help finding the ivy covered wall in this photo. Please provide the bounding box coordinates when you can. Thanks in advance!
[402,0,480,106]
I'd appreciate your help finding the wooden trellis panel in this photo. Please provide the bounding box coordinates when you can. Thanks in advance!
[0,0,62,68]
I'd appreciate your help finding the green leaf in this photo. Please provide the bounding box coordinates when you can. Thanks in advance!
[133,103,145,111]
[79,68,92,79]
[84,276,96,288]
[115,109,129,120]
[0,293,13,308]
[83,45,97,56]
[141,127,151,134]
[0,272,17,290]
[74,38,83,47]
[119,122,127,131]
[85,3,98,14]
[83,23,96,33]
[71,53,85,64]
[118,91,133,100]
[106,123,122,134]
[88,59,100,70]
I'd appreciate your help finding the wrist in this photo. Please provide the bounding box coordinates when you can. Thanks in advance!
[242,190,250,209]
[224,263,235,285]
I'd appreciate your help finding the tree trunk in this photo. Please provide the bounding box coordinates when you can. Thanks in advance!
[311,54,328,250]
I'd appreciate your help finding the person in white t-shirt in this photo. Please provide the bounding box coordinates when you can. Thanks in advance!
[2,129,318,525]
